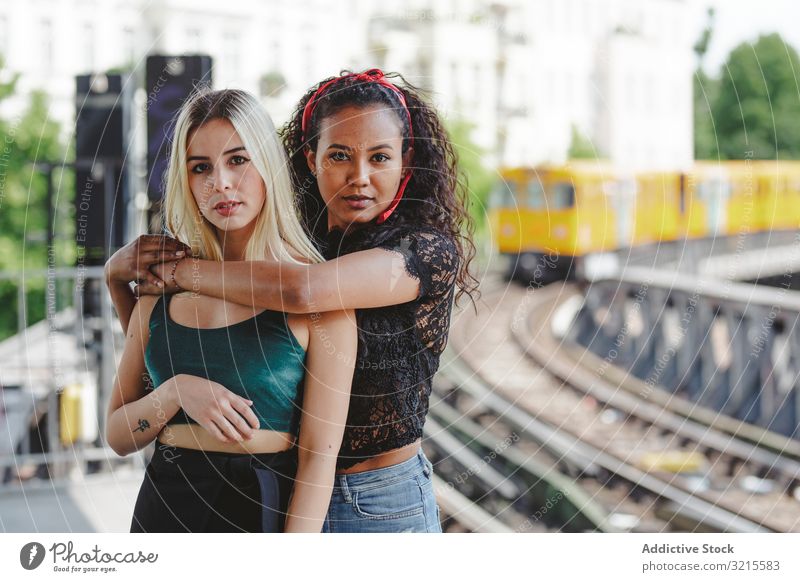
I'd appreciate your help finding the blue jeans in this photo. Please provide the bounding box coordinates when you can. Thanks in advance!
[322,449,442,533]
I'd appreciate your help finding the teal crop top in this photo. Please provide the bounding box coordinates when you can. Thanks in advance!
[143,294,307,435]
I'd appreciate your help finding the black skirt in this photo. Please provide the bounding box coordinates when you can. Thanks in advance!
[131,443,297,533]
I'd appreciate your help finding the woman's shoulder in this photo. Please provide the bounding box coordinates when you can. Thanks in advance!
[127,294,161,340]
[133,294,161,317]
[380,214,453,239]
[288,308,355,353]
[386,223,457,258]
[326,218,456,261]
[303,308,355,341]
[162,290,198,310]
[396,226,458,298]
[367,218,453,245]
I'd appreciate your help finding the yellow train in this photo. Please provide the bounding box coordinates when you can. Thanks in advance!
[489,160,800,281]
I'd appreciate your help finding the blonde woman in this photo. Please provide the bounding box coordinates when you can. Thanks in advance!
[105,89,356,532]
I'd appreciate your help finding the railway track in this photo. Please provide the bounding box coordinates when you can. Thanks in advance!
[432,279,800,532]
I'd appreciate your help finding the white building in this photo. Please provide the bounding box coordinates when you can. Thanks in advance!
[0,0,355,129]
[363,0,694,170]
[0,0,694,174]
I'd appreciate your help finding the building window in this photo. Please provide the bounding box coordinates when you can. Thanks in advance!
[223,32,239,79]
[473,64,482,105]
[83,23,95,72]
[123,27,136,65]
[0,16,9,60]
[304,44,314,78]
[269,38,280,71]
[42,19,53,73]
[186,28,201,53]
[644,76,654,113]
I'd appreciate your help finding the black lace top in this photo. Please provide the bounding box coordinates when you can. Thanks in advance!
[323,217,459,469]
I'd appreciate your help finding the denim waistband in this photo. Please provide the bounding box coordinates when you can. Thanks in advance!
[332,449,431,493]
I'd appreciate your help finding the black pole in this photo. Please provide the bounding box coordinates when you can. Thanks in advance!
[45,165,54,253]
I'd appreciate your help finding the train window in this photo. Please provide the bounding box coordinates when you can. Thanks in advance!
[679,174,686,214]
[617,177,637,198]
[548,181,576,208]
[527,181,546,209]
[698,178,731,201]
[489,181,516,207]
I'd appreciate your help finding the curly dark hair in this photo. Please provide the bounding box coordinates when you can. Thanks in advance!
[281,70,479,305]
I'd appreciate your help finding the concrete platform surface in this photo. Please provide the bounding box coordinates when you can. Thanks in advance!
[0,469,143,533]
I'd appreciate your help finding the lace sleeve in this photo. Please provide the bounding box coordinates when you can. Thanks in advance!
[373,228,459,300]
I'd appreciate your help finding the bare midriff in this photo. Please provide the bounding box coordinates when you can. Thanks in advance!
[336,438,421,474]
[157,424,295,454]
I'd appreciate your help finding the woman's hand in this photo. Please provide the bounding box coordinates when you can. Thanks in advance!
[146,260,183,296]
[172,374,260,443]
[105,234,190,289]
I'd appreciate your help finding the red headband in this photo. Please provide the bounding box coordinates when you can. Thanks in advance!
[302,68,414,224]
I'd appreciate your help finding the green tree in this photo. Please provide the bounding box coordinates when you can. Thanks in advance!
[447,119,493,243]
[567,124,598,159]
[0,56,67,339]
[711,33,800,159]
[693,7,720,159]
[260,71,287,97]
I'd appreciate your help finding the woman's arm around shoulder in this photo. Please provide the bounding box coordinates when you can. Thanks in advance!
[283,309,357,532]
[105,235,190,335]
[293,227,458,311]
[167,228,457,313]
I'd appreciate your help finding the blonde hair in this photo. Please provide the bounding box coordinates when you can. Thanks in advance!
[163,88,323,264]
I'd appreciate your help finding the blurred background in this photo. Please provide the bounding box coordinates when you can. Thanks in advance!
[2,0,800,534]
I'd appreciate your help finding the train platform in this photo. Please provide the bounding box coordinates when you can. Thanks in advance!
[0,469,143,533]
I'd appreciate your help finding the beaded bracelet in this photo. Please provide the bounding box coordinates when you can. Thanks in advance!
[169,256,185,291]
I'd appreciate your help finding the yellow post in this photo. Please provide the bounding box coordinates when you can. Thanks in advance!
[59,383,82,445]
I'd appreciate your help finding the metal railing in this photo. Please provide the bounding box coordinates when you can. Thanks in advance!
[0,265,135,487]
[570,265,800,443]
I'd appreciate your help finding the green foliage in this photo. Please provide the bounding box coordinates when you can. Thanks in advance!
[567,125,598,159]
[260,71,287,97]
[446,119,493,242]
[0,56,19,102]
[694,69,720,159]
[693,7,720,159]
[0,58,67,339]
[698,33,800,160]
[693,8,715,61]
